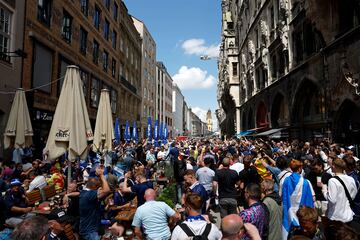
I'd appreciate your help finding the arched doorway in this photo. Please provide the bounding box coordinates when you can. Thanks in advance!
[271,93,289,128]
[333,99,360,144]
[256,102,269,128]
[292,80,323,125]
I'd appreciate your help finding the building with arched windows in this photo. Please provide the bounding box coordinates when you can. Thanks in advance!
[217,0,360,143]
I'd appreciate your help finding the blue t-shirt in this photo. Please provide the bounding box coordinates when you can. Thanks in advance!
[131,181,153,207]
[191,183,208,214]
[79,189,101,234]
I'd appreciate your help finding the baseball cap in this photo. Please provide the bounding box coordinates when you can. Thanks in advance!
[10,179,22,187]
[48,208,71,223]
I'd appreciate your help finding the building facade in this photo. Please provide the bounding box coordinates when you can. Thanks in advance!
[21,0,142,150]
[218,0,360,143]
[172,83,184,137]
[132,16,156,138]
[183,102,191,135]
[0,0,26,155]
[156,61,173,137]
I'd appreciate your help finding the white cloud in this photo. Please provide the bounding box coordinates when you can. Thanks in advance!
[192,107,219,131]
[192,107,208,122]
[182,38,219,58]
[172,66,215,90]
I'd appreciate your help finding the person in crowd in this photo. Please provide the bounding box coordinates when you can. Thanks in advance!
[146,147,156,165]
[47,167,64,192]
[105,182,133,219]
[221,214,261,240]
[230,153,244,174]
[182,170,208,214]
[79,166,110,240]
[261,179,282,240]
[26,169,47,193]
[47,208,72,240]
[213,157,240,218]
[171,193,222,240]
[62,181,80,231]
[196,156,215,198]
[240,183,269,240]
[288,206,325,240]
[105,166,118,192]
[277,155,292,197]
[170,142,186,204]
[4,179,35,227]
[324,220,360,240]
[11,215,49,240]
[305,159,332,216]
[157,145,167,162]
[343,155,360,218]
[132,188,180,240]
[321,157,357,224]
[282,159,315,240]
[123,171,153,207]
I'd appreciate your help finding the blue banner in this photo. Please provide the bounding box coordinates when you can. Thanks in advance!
[147,117,152,141]
[132,121,138,143]
[159,122,164,140]
[114,118,120,145]
[125,120,131,142]
[162,124,168,144]
[154,120,159,140]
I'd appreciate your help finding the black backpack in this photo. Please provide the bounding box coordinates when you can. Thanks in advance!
[179,223,212,240]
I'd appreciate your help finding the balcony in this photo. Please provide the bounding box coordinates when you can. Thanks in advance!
[120,76,137,95]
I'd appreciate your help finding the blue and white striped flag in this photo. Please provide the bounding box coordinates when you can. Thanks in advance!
[282,173,314,240]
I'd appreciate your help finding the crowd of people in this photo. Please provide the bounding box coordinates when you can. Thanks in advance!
[0,137,359,240]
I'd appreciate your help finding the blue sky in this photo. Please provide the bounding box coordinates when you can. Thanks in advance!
[124,0,221,129]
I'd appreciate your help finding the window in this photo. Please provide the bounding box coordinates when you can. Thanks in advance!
[120,38,123,52]
[104,19,109,40]
[111,58,116,77]
[92,40,99,64]
[112,30,117,49]
[91,77,99,107]
[0,7,11,63]
[111,88,117,113]
[33,42,53,93]
[93,6,101,30]
[80,69,89,99]
[144,87,147,98]
[232,62,238,76]
[113,2,118,21]
[80,0,88,16]
[79,27,87,55]
[103,51,108,71]
[119,63,123,77]
[37,0,52,27]
[104,0,110,10]
[61,10,72,43]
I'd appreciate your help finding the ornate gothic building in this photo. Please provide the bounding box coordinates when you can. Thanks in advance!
[217,0,360,143]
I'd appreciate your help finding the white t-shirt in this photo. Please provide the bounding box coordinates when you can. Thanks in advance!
[324,174,357,222]
[171,220,222,240]
[27,175,47,192]
[230,162,244,174]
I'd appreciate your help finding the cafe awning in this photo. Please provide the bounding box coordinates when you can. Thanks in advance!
[255,128,289,139]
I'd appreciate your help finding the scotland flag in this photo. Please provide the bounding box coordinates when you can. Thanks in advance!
[282,173,314,240]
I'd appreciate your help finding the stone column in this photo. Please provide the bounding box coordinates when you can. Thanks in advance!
[236,107,241,134]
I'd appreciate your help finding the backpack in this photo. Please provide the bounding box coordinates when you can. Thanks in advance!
[179,223,212,240]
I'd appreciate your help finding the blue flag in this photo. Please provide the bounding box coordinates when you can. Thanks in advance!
[114,118,120,145]
[125,120,131,142]
[162,124,168,145]
[132,121,138,143]
[154,120,159,140]
[147,117,152,141]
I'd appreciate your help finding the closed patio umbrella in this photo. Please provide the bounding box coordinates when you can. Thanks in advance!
[45,65,93,161]
[4,88,33,149]
[93,89,114,152]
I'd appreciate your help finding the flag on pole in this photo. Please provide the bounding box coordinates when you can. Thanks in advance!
[159,122,164,141]
[147,117,152,141]
[132,121,138,143]
[162,124,168,145]
[124,121,131,142]
[114,118,120,146]
[154,120,159,147]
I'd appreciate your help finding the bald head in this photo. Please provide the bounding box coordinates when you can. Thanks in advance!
[221,214,244,239]
[144,188,156,201]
